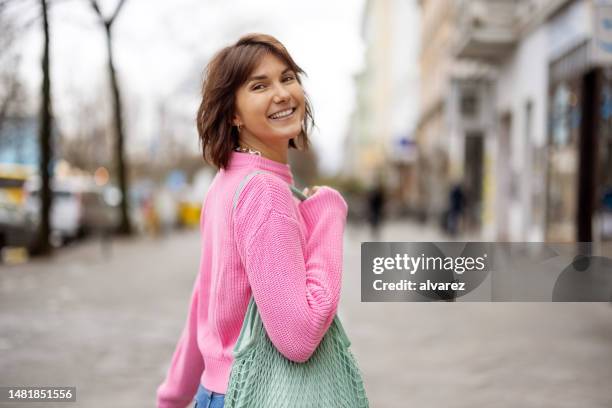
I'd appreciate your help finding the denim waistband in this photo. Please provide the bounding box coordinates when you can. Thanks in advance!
[195,384,225,405]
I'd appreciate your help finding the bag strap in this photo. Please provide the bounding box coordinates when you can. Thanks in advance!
[233,295,261,357]
[232,170,306,211]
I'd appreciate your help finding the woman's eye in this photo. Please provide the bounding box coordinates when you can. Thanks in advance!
[252,84,265,91]
[283,76,295,82]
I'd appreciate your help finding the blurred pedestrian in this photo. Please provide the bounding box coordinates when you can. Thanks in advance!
[157,34,365,408]
[143,196,159,237]
[154,187,178,237]
[367,181,385,240]
[445,182,465,237]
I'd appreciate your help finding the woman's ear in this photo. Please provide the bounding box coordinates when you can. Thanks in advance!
[232,112,242,127]
[232,115,243,133]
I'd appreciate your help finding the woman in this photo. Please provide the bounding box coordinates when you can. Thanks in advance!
[157,33,348,408]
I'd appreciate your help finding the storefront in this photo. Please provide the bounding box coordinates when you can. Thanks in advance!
[547,37,612,243]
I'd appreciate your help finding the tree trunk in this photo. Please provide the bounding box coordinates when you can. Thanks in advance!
[104,25,131,235]
[32,0,53,256]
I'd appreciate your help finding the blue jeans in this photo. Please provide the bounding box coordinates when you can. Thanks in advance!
[194,384,225,408]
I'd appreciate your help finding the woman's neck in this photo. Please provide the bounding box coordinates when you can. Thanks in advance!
[238,137,289,165]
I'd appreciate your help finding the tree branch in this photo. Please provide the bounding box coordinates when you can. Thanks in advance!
[87,0,126,26]
[87,0,101,19]
[108,0,125,25]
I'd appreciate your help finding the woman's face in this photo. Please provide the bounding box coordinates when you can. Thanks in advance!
[233,53,305,148]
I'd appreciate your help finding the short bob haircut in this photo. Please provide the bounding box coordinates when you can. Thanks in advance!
[196,33,314,169]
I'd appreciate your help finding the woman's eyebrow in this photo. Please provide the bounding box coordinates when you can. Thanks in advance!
[247,68,293,83]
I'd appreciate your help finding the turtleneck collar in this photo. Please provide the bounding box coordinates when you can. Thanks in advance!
[226,151,294,185]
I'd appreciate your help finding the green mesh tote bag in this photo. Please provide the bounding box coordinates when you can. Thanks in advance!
[226,171,369,408]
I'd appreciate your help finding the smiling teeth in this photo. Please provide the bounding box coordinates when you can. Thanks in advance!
[269,109,293,119]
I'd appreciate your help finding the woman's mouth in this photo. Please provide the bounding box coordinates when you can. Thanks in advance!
[268,107,296,121]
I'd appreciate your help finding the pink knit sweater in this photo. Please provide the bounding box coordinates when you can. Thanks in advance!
[156,151,348,408]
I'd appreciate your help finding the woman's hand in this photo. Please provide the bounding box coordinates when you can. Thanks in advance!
[302,185,322,198]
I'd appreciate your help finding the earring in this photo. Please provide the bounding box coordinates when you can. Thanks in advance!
[236,123,242,132]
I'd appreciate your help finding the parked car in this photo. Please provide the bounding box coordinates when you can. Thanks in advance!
[79,187,120,235]
[25,178,119,246]
[0,170,37,249]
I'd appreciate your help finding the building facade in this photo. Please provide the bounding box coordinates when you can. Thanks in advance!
[418,0,612,244]
[344,0,419,214]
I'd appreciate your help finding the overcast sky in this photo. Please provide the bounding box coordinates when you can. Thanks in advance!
[14,0,371,175]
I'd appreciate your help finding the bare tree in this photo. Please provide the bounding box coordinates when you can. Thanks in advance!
[0,1,29,132]
[87,0,132,235]
[59,84,114,172]
[60,124,111,171]
[30,0,53,255]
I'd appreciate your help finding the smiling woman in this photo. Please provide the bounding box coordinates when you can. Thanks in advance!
[157,33,367,408]
[231,53,306,164]
[196,33,314,169]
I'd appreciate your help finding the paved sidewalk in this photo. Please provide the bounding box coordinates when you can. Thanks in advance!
[341,220,612,408]
[0,232,202,408]
[0,220,611,407]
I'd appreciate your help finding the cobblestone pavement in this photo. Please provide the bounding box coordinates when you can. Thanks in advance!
[0,220,611,407]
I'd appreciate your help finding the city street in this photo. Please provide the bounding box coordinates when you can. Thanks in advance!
[3,1,612,407]
[1,220,612,407]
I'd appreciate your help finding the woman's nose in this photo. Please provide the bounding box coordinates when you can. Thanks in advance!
[272,82,290,103]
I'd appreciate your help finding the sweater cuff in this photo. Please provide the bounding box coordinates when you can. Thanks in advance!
[298,187,348,228]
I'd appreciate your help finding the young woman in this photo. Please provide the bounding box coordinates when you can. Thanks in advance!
[157,33,348,408]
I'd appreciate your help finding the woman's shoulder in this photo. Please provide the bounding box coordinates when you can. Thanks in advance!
[233,170,295,219]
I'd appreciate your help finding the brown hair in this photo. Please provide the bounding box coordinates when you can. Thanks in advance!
[196,33,313,169]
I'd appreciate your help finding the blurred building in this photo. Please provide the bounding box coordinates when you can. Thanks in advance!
[417,0,612,244]
[453,0,541,240]
[544,0,612,244]
[344,0,419,214]
[416,0,456,222]
[416,0,497,225]
[0,117,56,168]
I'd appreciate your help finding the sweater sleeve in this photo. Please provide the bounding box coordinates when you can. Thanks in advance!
[156,280,205,408]
[233,174,348,363]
